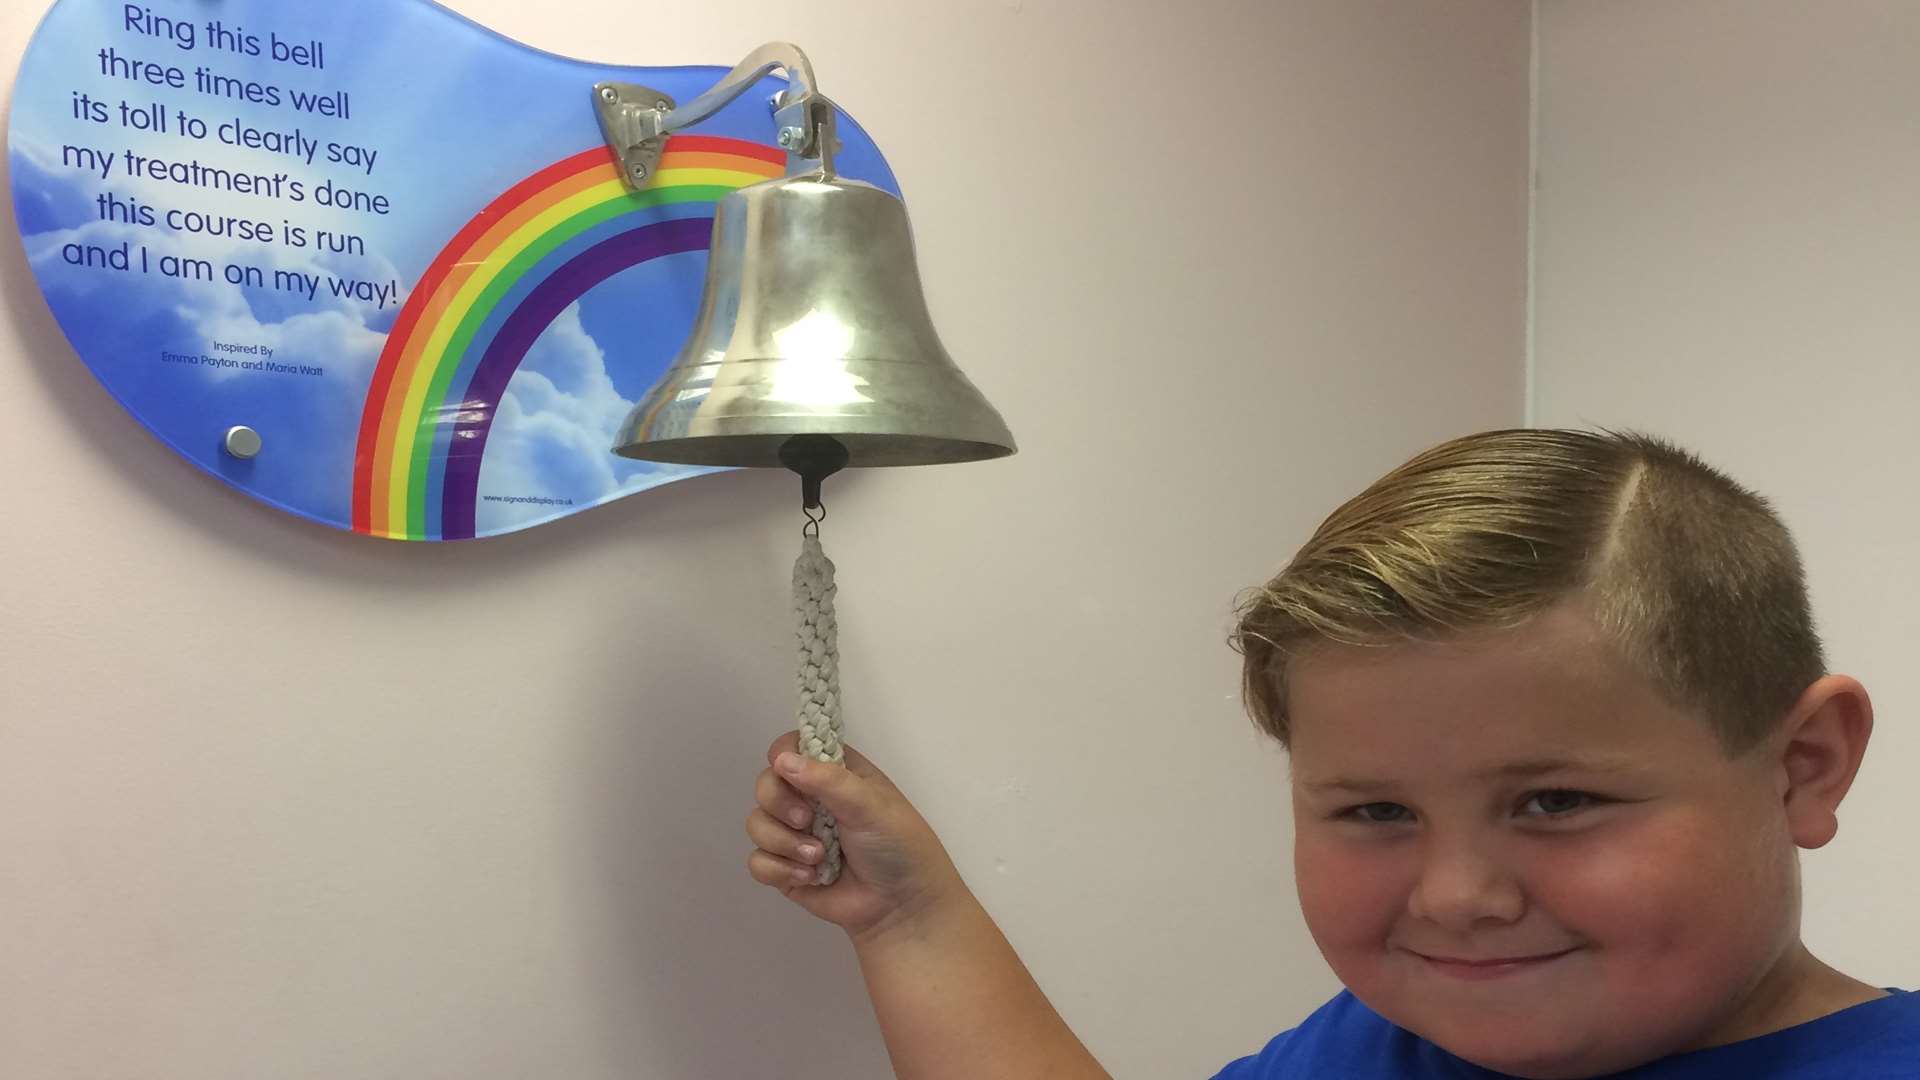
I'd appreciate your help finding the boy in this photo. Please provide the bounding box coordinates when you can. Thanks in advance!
[745,429,1918,1077]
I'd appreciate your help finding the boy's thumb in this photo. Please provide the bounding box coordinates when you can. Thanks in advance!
[776,752,872,826]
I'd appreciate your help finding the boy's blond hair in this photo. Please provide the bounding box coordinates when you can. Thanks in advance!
[1231,429,1825,753]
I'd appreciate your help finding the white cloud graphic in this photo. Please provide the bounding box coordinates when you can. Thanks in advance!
[475,305,713,534]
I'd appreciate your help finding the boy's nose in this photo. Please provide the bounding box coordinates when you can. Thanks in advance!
[1405,839,1526,931]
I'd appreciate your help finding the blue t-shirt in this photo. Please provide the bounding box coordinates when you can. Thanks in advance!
[1214,989,1920,1078]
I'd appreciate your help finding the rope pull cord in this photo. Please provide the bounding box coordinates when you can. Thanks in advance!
[781,435,851,886]
[792,519,844,885]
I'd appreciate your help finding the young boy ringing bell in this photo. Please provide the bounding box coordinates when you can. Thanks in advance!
[748,429,1918,1078]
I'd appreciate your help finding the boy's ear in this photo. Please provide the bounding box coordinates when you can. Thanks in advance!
[1775,675,1874,850]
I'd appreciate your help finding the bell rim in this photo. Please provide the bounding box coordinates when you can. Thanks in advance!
[612,430,1016,469]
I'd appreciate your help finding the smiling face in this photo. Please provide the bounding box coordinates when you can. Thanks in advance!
[1288,603,1804,1078]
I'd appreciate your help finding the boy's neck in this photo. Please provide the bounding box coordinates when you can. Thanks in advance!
[1687,942,1888,1050]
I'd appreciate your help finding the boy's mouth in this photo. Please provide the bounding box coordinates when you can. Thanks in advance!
[1409,946,1582,979]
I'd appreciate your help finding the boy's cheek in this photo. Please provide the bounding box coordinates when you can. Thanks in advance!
[1527,811,1785,954]
[1293,833,1408,950]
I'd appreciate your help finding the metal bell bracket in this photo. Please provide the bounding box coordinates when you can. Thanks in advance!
[593,41,842,189]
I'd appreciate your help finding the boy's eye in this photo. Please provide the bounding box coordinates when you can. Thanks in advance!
[1520,789,1597,817]
[1347,802,1414,824]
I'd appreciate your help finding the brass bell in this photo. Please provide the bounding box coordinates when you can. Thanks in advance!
[611,169,1016,472]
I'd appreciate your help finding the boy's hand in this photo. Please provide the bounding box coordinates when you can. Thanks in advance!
[749,733,1110,1079]
[747,732,968,943]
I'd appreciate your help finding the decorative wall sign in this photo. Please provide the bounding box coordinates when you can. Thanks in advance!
[8,0,901,539]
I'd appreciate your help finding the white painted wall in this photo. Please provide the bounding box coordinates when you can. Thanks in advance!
[0,1,1528,1076]
[1533,0,1920,986]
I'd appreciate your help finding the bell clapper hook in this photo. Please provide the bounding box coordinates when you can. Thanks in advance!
[779,435,850,537]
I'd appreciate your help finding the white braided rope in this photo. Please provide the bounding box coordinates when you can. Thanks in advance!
[793,533,844,886]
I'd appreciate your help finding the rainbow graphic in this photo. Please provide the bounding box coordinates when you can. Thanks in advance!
[351,134,786,540]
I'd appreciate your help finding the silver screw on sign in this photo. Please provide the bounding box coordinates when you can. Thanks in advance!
[224,425,262,460]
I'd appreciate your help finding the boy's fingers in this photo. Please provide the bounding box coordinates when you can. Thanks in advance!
[754,768,813,829]
[745,808,825,865]
[764,726,890,776]
[765,731,801,769]
[747,848,821,889]
[766,730,895,792]
[774,751,881,829]
[838,744,895,790]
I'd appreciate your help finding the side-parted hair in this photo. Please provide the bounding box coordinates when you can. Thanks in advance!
[1230,429,1825,753]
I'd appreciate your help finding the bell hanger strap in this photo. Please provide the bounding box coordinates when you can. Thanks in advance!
[592,41,841,189]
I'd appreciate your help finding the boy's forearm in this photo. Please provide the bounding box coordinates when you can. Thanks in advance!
[852,887,1110,1080]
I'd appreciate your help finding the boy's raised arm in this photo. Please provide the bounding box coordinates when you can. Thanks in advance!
[749,736,1112,1080]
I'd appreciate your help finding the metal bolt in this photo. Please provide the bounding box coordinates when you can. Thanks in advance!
[778,129,792,147]
[223,425,261,460]
[654,99,671,111]
[598,86,617,103]
[628,161,649,181]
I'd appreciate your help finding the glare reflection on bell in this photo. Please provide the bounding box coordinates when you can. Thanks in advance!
[612,172,1016,468]
[766,309,866,407]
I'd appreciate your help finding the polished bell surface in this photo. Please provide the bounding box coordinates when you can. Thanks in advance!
[612,173,1016,468]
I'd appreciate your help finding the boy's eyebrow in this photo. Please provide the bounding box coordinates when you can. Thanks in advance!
[1302,756,1643,792]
